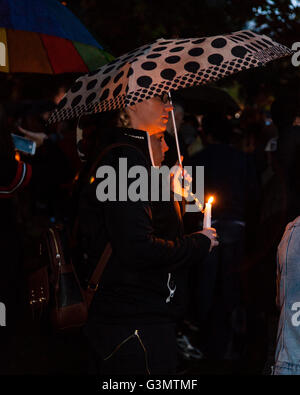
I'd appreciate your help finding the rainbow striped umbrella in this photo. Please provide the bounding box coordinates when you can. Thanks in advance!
[0,0,114,74]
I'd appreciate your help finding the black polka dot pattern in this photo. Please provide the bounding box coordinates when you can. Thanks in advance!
[113,84,123,97]
[100,89,109,101]
[86,92,97,105]
[48,30,292,124]
[188,48,204,57]
[141,62,157,70]
[170,46,185,53]
[71,81,83,93]
[160,68,176,80]
[184,61,200,73]
[165,56,181,64]
[192,38,206,44]
[208,54,224,65]
[103,66,115,74]
[114,71,124,83]
[231,45,248,58]
[71,95,82,107]
[57,97,67,110]
[101,76,111,87]
[153,46,168,52]
[87,79,97,90]
[211,38,227,48]
[127,68,134,77]
[137,76,153,88]
[146,53,161,59]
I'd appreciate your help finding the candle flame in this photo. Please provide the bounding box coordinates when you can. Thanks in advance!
[15,151,20,161]
[208,196,214,204]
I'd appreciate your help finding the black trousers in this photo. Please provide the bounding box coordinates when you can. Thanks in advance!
[84,322,177,375]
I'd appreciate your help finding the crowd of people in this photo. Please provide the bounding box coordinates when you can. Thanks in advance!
[1,74,300,375]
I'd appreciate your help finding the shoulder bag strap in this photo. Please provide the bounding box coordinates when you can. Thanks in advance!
[84,141,147,307]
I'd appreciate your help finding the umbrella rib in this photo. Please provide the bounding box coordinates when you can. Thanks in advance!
[38,33,54,75]
[71,41,90,71]
[3,28,10,72]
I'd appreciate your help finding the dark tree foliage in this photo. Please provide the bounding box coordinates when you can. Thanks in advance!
[65,0,299,56]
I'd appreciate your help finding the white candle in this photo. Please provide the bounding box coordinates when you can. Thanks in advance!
[203,196,214,229]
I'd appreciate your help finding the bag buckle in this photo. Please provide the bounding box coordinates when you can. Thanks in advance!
[87,283,98,291]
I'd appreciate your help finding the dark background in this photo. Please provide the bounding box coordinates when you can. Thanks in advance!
[0,0,300,107]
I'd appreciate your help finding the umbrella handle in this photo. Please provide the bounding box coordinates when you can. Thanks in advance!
[168,92,182,167]
[167,95,203,212]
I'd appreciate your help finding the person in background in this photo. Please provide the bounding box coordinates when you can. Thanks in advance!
[183,114,204,160]
[190,112,260,362]
[163,101,187,167]
[258,92,300,374]
[270,93,300,224]
[273,216,300,375]
[0,105,32,373]
[162,101,207,364]
[12,100,75,223]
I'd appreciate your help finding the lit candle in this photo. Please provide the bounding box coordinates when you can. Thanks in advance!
[203,196,214,229]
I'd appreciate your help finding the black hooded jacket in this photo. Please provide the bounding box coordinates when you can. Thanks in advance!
[78,128,210,325]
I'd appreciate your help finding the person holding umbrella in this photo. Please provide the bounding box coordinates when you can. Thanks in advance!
[75,93,218,375]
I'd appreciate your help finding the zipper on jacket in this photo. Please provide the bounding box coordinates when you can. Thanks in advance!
[49,228,62,293]
[103,329,151,375]
[166,272,176,303]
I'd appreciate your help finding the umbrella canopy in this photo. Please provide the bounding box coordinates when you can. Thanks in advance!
[0,0,114,73]
[172,86,240,116]
[48,29,292,124]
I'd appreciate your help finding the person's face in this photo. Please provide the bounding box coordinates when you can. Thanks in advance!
[150,131,169,166]
[127,93,173,135]
[293,116,300,126]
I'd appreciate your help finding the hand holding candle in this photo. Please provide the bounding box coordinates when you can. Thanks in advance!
[203,196,214,229]
[170,162,203,211]
[198,196,218,250]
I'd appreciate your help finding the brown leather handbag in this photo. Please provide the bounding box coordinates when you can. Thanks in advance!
[28,222,111,332]
[48,224,88,331]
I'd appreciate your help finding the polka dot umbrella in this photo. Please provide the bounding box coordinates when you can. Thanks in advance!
[49,30,292,123]
[48,30,292,163]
